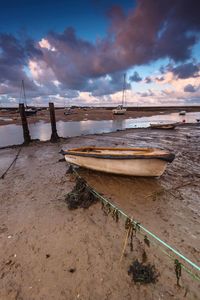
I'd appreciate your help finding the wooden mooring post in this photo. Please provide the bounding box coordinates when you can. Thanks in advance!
[49,102,60,142]
[19,103,31,144]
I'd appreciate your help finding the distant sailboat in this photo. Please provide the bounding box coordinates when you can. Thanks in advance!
[20,80,37,116]
[112,74,127,115]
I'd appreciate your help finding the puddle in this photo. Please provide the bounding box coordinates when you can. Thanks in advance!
[0,112,200,148]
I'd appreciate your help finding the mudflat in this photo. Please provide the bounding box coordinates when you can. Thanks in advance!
[1,106,200,126]
[0,125,200,299]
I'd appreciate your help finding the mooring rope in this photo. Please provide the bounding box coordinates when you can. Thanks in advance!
[0,147,22,180]
[72,168,200,283]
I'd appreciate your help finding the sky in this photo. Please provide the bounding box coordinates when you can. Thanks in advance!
[0,0,200,107]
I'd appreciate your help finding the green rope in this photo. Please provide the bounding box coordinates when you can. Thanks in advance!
[0,147,22,179]
[72,168,200,282]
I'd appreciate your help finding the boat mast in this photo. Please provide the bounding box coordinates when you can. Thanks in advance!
[21,80,27,108]
[122,73,126,107]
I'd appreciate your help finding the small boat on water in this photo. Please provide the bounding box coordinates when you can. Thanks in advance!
[112,105,127,115]
[179,110,186,115]
[20,80,37,116]
[112,74,127,115]
[24,107,37,116]
[61,147,175,177]
[150,123,177,130]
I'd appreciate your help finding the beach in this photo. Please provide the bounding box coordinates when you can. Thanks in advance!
[0,125,200,299]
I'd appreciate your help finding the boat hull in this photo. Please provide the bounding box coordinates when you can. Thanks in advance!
[179,111,186,115]
[25,110,37,116]
[64,155,168,177]
[112,108,126,115]
[150,124,176,130]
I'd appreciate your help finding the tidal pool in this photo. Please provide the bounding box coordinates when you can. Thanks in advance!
[0,112,199,148]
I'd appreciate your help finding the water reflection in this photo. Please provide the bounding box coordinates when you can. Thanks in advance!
[0,124,24,147]
[30,121,51,141]
[0,111,200,148]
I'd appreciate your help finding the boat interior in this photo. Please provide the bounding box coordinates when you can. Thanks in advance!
[66,147,168,157]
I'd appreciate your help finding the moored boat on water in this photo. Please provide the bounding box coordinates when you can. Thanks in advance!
[25,107,37,116]
[61,147,175,177]
[112,74,127,115]
[179,110,186,115]
[112,105,127,115]
[150,123,177,130]
[20,80,37,116]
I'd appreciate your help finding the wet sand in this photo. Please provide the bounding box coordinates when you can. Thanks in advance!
[1,106,200,126]
[0,126,200,299]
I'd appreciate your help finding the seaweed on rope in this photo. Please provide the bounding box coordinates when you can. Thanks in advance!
[67,166,200,285]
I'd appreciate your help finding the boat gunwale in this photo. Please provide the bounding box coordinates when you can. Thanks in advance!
[63,147,175,163]
[66,146,156,152]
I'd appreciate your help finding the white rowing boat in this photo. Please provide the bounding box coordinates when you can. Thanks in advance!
[61,147,175,177]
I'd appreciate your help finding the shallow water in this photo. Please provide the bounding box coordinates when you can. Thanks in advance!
[0,112,200,148]
[0,116,13,121]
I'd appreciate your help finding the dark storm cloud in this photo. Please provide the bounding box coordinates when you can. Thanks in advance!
[83,72,131,97]
[35,0,200,94]
[0,34,42,68]
[171,63,199,79]
[184,84,198,93]
[129,71,142,82]
[25,38,43,58]
[158,62,200,80]
[0,34,25,66]
[108,0,200,64]
[0,33,42,93]
[1,0,200,99]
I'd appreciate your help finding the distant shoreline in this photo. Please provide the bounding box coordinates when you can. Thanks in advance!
[1,106,200,127]
[1,105,200,110]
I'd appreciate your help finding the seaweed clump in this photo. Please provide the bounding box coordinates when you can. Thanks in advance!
[128,260,159,284]
[65,178,97,209]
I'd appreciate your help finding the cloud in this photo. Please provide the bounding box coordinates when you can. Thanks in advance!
[0,33,42,97]
[184,84,198,92]
[30,0,200,94]
[156,76,165,82]
[45,0,200,86]
[171,62,200,79]
[1,0,200,105]
[159,62,200,79]
[145,77,152,84]
[129,71,142,82]
[138,89,154,97]
[155,61,200,94]
[83,71,131,97]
